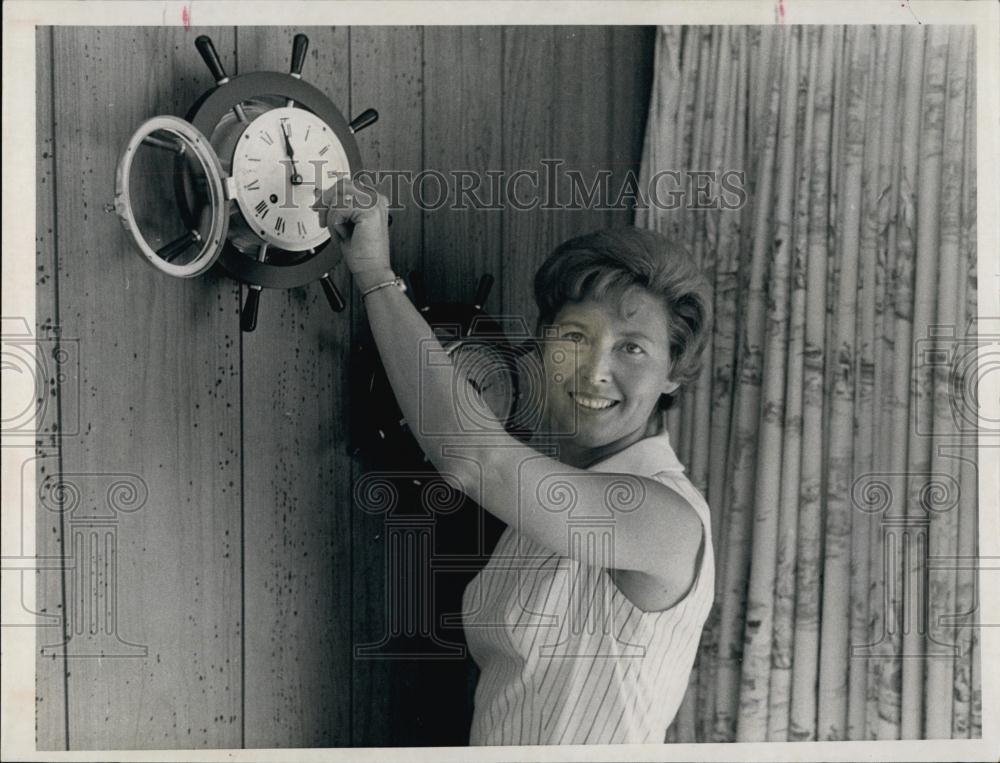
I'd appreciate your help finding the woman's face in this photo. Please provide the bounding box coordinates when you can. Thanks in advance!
[540,287,679,464]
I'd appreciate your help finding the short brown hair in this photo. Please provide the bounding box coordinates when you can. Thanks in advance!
[533,227,712,396]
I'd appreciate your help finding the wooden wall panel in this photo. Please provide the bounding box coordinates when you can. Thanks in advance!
[36,24,655,749]
[553,27,614,239]
[348,26,425,747]
[236,27,353,748]
[422,27,503,310]
[51,27,242,748]
[501,27,557,329]
[35,25,67,751]
[501,26,654,326]
[417,25,505,745]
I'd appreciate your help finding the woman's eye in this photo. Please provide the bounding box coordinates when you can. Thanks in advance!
[623,342,645,355]
[562,332,584,343]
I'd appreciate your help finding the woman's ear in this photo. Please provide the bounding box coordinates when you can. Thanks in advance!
[662,378,680,396]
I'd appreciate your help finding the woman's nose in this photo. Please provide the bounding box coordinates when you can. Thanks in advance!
[579,345,612,384]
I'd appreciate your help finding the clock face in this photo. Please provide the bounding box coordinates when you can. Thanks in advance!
[231,107,351,252]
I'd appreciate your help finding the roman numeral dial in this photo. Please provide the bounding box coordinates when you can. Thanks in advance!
[231,106,352,251]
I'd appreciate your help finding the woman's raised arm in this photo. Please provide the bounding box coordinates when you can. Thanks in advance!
[317,181,703,590]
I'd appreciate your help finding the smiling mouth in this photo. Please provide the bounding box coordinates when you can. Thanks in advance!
[570,392,620,411]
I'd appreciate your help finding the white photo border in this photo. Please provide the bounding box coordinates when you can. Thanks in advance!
[2,2,998,761]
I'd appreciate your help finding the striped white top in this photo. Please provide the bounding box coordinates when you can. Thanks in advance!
[461,431,714,745]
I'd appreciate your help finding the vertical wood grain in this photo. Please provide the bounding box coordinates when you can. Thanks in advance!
[36,25,658,749]
[35,25,68,751]
[422,27,502,311]
[51,26,242,749]
[418,26,504,745]
[236,26,353,748]
[348,26,424,747]
[553,27,612,240]
[501,27,555,331]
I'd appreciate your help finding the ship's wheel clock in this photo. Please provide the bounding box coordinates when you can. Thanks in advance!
[114,34,379,331]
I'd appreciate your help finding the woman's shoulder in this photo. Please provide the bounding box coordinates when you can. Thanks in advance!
[592,432,714,614]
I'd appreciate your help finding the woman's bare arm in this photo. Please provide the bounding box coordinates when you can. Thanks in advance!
[321,183,703,588]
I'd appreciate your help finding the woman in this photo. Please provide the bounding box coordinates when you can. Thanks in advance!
[318,180,714,745]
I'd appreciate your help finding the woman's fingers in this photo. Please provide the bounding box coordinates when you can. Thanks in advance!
[314,178,388,236]
[325,202,364,243]
[316,178,372,212]
[312,177,392,277]
[332,222,351,242]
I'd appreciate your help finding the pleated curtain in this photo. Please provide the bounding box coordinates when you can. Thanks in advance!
[636,25,979,741]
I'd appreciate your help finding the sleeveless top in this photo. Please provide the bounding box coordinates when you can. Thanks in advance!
[461,431,714,745]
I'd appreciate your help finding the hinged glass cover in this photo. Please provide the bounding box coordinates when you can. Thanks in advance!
[114,116,230,278]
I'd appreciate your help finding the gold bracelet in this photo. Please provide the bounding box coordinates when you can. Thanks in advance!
[361,275,407,299]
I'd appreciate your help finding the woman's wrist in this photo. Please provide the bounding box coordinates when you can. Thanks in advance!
[354,267,398,293]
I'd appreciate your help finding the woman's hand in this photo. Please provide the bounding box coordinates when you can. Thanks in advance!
[314,177,392,288]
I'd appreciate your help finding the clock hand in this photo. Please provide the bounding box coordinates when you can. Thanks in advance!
[279,120,303,186]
